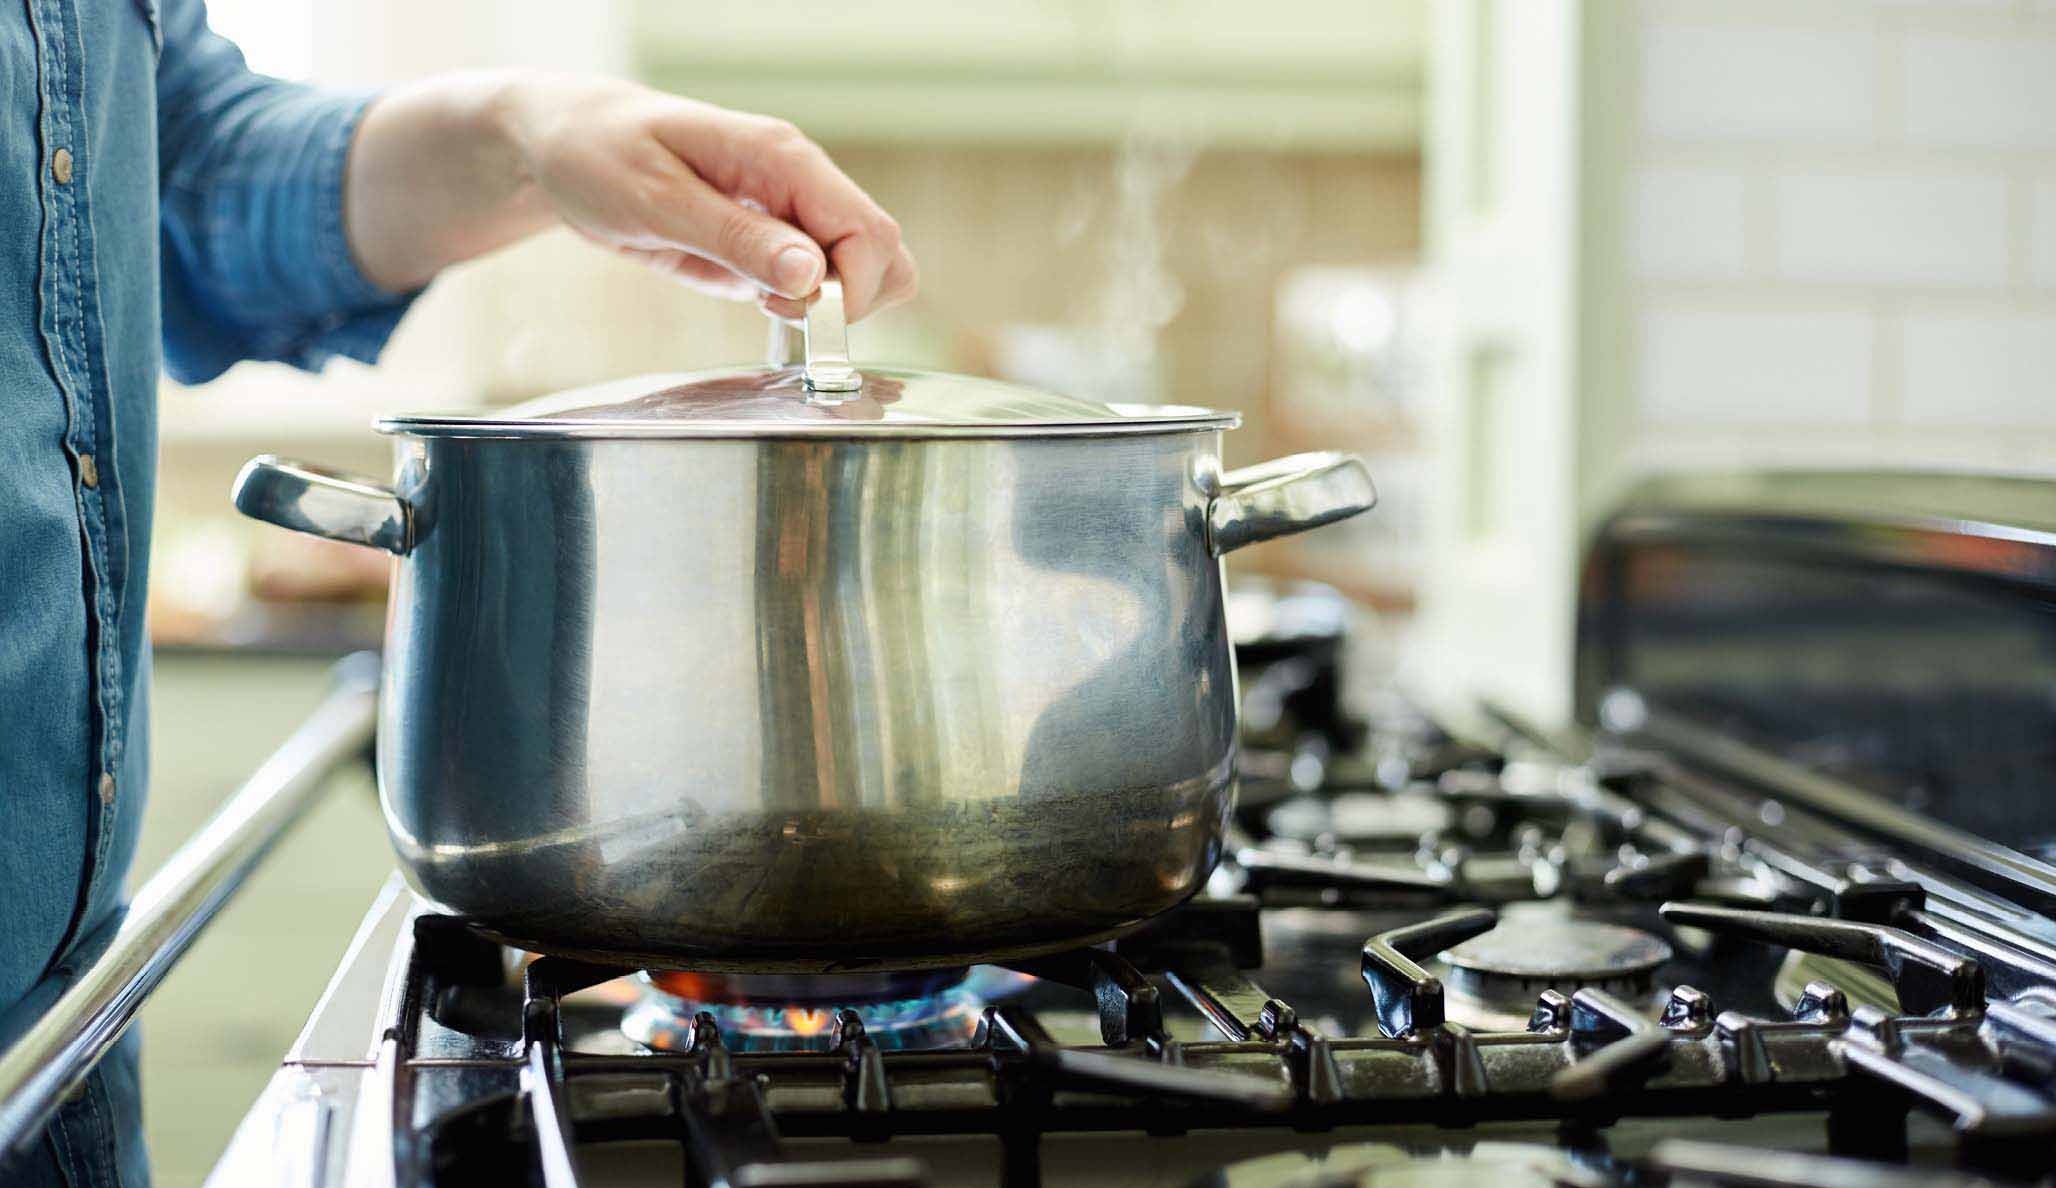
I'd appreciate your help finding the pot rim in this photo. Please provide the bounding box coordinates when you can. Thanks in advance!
[374,366,1241,441]
[373,416,1241,441]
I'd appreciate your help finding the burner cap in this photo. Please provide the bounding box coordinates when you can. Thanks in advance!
[1266,792,1454,848]
[1199,1142,1607,1188]
[1440,915,1672,1029]
[1444,918,1671,981]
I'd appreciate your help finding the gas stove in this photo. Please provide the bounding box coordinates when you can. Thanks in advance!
[205,472,2056,1186]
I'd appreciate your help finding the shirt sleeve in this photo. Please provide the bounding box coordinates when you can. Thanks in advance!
[155,0,420,385]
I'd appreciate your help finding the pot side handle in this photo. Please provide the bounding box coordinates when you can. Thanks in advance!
[1208,451,1377,557]
[232,455,413,555]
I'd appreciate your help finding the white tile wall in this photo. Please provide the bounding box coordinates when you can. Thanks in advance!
[1620,6,2056,466]
[1903,35,2056,150]
[1640,25,1874,143]
[1639,306,1875,424]
[1633,167,1748,280]
[1903,311,2056,427]
[1773,171,2009,286]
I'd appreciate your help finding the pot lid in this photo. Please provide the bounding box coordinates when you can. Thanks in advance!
[378,279,1236,441]
[375,366,1238,440]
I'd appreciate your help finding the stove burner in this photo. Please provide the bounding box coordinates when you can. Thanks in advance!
[1266,791,1455,849]
[1204,1141,1605,1188]
[623,966,1030,1053]
[1439,911,1673,1030]
[644,968,966,1005]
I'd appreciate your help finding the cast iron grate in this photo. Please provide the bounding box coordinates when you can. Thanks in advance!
[350,732,2056,1188]
[368,887,2056,1188]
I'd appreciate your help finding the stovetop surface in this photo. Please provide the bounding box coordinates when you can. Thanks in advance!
[207,694,2056,1188]
[193,479,2056,1186]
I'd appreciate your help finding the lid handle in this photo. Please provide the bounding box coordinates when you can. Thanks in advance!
[766,279,862,397]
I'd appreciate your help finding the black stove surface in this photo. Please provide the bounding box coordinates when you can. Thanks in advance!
[354,700,2056,1188]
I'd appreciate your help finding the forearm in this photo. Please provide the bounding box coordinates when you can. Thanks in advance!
[343,70,556,293]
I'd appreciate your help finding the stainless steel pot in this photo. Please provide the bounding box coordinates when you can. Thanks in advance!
[234,283,1375,971]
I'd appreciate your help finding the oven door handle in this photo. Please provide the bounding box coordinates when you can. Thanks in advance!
[0,654,380,1156]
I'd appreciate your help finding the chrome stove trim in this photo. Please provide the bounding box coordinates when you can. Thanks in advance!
[289,875,414,1066]
[0,657,379,1156]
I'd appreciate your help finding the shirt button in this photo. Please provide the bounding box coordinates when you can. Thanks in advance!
[51,147,73,185]
[79,453,99,488]
[98,773,116,807]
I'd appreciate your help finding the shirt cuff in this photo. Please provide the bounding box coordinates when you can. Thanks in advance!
[310,92,420,313]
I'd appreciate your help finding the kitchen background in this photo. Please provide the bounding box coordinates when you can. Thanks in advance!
[130,0,2053,1183]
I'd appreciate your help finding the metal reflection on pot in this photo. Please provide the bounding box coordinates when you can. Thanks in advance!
[230,280,1378,971]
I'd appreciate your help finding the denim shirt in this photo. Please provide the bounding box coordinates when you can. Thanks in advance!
[1,1,411,1182]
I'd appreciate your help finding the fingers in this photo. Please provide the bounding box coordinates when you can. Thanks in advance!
[634,165,828,301]
[792,155,902,321]
[653,113,912,321]
[758,291,812,321]
[624,247,813,323]
[874,240,918,316]
[619,247,761,302]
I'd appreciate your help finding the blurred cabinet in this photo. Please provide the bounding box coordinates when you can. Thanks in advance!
[632,0,1426,151]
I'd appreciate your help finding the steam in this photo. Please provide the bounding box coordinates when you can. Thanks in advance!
[1090,130,1197,406]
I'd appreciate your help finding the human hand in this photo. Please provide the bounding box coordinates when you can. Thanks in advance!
[496,74,916,320]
